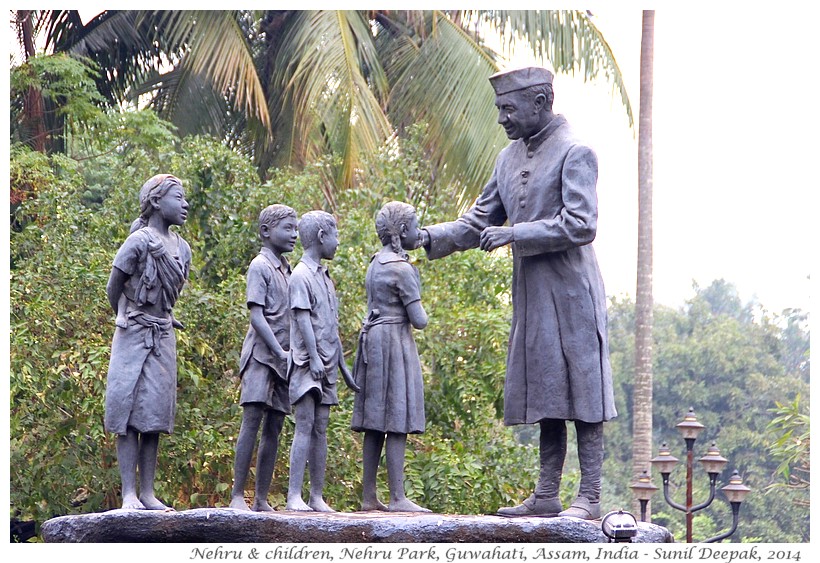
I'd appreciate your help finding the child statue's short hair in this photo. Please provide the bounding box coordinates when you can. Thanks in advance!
[259,204,297,232]
[298,210,336,248]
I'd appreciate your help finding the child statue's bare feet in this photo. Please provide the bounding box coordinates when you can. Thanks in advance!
[121,494,145,510]
[308,496,336,513]
[286,496,313,511]
[139,494,173,511]
[360,499,389,511]
[389,498,431,513]
[229,495,251,510]
[252,499,275,512]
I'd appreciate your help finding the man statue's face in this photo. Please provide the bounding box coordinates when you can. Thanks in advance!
[495,90,542,140]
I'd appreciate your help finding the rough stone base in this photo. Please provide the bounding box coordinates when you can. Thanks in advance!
[42,508,673,543]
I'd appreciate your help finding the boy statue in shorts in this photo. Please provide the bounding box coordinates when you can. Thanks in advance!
[286,210,360,512]
[230,204,298,511]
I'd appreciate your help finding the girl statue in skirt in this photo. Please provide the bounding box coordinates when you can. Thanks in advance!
[104,174,191,510]
[351,201,430,512]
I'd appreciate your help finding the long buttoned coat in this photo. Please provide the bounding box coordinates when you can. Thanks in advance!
[425,115,616,425]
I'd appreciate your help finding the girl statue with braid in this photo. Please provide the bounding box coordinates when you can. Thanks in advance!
[351,201,431,512]
[104,174,191,510]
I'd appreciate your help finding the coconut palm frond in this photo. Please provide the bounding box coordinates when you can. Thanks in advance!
[137,64,233,140]
[41,10,88,53]
[65,11,144,54]
[154,10,271,133]
[390,11,507,211]
[271,10,393,191]
[38,11,172,105]
[372,13,422,103]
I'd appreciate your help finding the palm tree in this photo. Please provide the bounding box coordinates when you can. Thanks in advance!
[632,9,655,518]
[13,11,47,154]
[14,10,632,211]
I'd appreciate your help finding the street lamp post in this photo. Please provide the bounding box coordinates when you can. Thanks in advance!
[630,408,752,543]
[629,469,658,522]
[706,470,752,542]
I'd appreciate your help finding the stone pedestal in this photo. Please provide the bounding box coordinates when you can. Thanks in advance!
[42,508,673,543]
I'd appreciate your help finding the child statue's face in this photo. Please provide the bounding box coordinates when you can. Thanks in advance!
[400,215,420,251]
[266,216,298,254]
[320,225,339,260]
[156,183,189,226]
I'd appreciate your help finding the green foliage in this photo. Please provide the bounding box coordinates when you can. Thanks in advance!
[21,10,630,213]
[10,53,106,127]
[604,284,810,543]
[10,52,109,161]
[9,113,534,533]
[10,111,809,542]
[9,143,62,210]
[766,395,809,507]
[10,156,124,524]
[73,110,181,166]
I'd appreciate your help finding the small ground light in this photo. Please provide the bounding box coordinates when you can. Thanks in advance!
[601,510,638,543]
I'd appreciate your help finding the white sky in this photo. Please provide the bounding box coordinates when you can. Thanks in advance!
[534,6,815,315]
[15,3,818,314]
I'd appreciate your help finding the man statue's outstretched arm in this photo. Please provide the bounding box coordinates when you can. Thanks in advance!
[422,168,507,260]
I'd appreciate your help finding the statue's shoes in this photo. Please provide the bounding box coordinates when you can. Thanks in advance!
[558,496,600,520]
[496,494,562,517]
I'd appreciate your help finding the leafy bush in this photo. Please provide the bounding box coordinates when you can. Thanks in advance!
[603,290,810,542]
[10,116,535,532]
[10,112,809,542]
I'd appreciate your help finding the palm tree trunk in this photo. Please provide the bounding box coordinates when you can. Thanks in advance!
[632,9,655,519]
[18,10,48,154]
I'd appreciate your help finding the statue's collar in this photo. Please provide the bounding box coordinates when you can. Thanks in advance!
[260,246,289,272]
[523,114,566,153]
[376,250,408,264]
[299,254,325,274]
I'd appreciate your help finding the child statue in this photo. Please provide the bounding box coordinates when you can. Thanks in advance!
[351,201,430,512]
[229,204,298,511]
[104,174,191,510]
[286,210,360,511]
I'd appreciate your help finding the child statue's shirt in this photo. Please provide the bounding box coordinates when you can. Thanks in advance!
[239,246,291,378]
[288,254,340,376]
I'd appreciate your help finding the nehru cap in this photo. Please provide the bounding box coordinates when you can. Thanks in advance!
[489,67,554,95]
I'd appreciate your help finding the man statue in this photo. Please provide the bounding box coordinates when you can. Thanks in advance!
[419,67,616,519]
